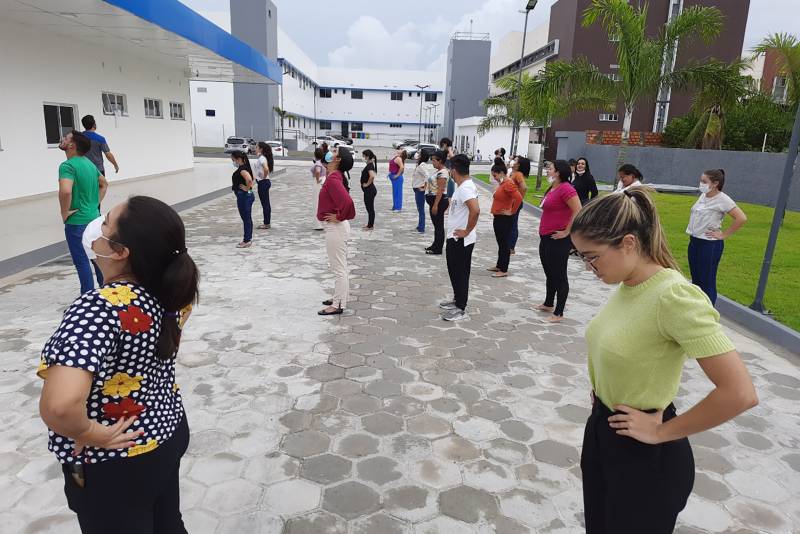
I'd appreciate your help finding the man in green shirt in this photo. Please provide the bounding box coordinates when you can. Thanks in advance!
[58,130,108,294]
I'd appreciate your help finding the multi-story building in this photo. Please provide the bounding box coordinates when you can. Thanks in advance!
[759,49,793,104]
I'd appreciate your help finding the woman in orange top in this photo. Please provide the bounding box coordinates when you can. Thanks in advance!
[488,164,523,277]
[508,156,529,254]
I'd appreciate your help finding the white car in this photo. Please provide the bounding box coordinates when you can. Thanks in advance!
[266,141,286,157]
[312,135,352,148]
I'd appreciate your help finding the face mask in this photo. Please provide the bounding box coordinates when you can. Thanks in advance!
[698,183,711,194]
[82,216,115,260]
[232,161,239,168]
[325,152,333,163]
[547,175,555,185]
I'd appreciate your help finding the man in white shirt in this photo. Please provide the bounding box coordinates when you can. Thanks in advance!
[439,154,480,321]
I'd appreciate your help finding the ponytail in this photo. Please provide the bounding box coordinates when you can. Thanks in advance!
[571,186,679,271]
[704,168,725,191]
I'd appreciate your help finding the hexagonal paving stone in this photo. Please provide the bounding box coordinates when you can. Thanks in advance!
[346,366,380,382]
[382,367,417,384]
[391,433,433,460]
[322,481,381,519]
[433,436,481,463]
[404,382,444,402]
[329,353,366,369]
[365,355,398,369]
[384,485,437,522]
[351,512,409,534]
[365,380,403,398]
[281,430,331,458]
[530,439,579,468]
[337,433,379,458]
[502,375,535,389]
[454,416,499,442]
[295,393,338,414]
[244,452,299,485]
[410,457,463,489]
[407,414,452,438]
[203,479,263,516]
[384,396,425,417]
[499,420,534,442]
[284,511,346,534]
[300,453,352,485]
[217,511,283,534]
[463,460,515,492]
[263,479,321,517]
[485,438,529,465]
[499,489,561,529]
[468,400,513,421]
[361,412,404,435]
[189,452,245,485]
[322,379,363,398]
[280,411,312,432]
[306,363,346,382]
[341,393,381,415]
[439,485,499,524]
[350,342,384,356]
[357,456,402,485]
[414,516,478,534]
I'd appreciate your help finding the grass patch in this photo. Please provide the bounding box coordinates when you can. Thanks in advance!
[474,173,800,331]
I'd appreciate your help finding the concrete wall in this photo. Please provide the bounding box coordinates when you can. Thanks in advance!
[444,39,492,138]
[190,82,237,146]
[0,18,193,202]
[557,134,800,210]
[454,118,543,163]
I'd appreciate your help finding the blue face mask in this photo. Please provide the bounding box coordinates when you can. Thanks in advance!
[325,152,333,163]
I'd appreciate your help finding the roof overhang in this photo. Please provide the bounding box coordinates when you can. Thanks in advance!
[2,0,282,85]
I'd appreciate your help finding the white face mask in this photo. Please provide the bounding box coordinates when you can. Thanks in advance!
[82,216,115,260]
[547,175,556,185]
[232,161,239,168]
[698,182,711,194]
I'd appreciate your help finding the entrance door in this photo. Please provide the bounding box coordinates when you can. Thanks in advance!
[341,122,349,138]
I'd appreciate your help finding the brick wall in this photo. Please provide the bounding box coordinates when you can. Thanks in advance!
[585,130,662,146]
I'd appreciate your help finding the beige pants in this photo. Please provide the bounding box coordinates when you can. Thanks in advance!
[324,220,350,308]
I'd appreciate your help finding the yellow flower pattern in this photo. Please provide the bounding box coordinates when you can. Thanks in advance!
[99,285,138,306]
[102,372,143,397]
[128,439,159,457]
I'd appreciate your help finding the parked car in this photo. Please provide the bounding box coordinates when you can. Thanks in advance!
[224,137,252,154]
[246,138,257,154]
[402,142,437,158]
[330,134,353,146]
[393,138,419,149]
[312,135,341,147]
[266,141,286,157]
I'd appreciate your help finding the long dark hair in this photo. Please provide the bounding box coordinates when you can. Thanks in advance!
[517,157,531,177]
[545,159,573,195]
[362,149,377,171]
[618,163,643,181]
[257,142,274,173]
[231,150,253,178]
[417,149,431,165]
[704,168,725,191]
[577,157,591,175]
[112,196,200,359]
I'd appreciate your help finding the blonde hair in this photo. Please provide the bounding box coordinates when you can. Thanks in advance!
[571,186,680,271]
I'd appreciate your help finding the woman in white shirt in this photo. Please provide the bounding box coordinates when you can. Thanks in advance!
[615,163,643,191]
[686,169,747,304]
[412,150,432,233]
[255,142,274,230]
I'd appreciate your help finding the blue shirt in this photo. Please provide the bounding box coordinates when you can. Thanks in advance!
[83,130,110,174]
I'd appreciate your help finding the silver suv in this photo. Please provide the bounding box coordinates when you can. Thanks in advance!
[224,137,255,154]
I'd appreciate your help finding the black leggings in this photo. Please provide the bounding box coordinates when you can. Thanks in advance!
[538,234,572,316]
[63,415,190,534]
[581,399,694,534]
[426,196,449,252]
[362,184,377,228]
[493,215,514,272]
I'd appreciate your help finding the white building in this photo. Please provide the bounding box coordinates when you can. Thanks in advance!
[0,0,280,273]
[191,28,445,149]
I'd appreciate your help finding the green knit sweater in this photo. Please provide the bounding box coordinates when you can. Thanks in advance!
[586,268,736,411]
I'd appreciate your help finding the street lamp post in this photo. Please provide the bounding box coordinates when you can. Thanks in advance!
[449,98,456,139]
[430,103,440,142]
[510,0,538,158]
[280,64,291,152]
[750,101,800,313]
[415,84,430,145]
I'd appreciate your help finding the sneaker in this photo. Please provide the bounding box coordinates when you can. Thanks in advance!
[442,308,469,321]
[438,300,457,310]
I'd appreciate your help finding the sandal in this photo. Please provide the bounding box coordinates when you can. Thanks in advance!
[236,241,252,248]
[322,299,333,306]
[318,307,343,316]
[257,224,270,229]
[535,304,554,312]
[491,272,508,278]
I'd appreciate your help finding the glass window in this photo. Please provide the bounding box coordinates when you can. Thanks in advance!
[196,87,208,93]
[205,109,216,117]
[43,103,76,145]
[169,102,185,120]
[391,92,403,101]
[351,90,363,99]
[102,92,127,115]
[320,88,332,98]
[144,98,163,118]
[320,121,332,130]
[351,123,363,132]
[425,93,437,102]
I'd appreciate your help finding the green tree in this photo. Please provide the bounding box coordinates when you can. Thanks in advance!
[753,33,800,110]
[480,66,613,189]
[273,106,296,147]
[537,0,723,169]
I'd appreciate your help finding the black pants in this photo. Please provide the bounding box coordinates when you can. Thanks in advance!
[538,234,573,316]
[493,215,514,272]
[257,178,271,225]
[581,399,694,534]
[446,238,474,310]
[426,196,449,252]
[362,184,377,227]
[63,415,190,534]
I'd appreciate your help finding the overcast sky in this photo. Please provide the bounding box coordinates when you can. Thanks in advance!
[182,0,800,71]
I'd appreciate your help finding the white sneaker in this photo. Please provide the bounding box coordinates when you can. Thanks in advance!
[442,309,468,321]
[438,300,457,310]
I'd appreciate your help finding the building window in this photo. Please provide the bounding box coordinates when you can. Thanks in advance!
[205,109,216,117]
[43,103,77,145]
[425,93,437,102]
[102,92,127,116]
[196,86,208,93]
[169,102,185,120]
[408,92,412,97]
[351,122,363,132]
[351,90,363,99]
[391,91,403,101]
[320,121,332,130]
[334,89,338,94]
[610,64,619,69]
[773,75,788,103]
[320,88,332,98]
[389,123,402,128]
[604,73,622,82]
[144,98,163,118]
[599,113,619,122]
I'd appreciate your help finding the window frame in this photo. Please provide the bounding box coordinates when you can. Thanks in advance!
[389,123,402,128]
[351,90,364,100]
[43,102,78,147]
[205,109,216,117]
[350,122,364,132]
[319,120,332,130]
[320,88,332,98]
[391,91,403,101]
[598,113,619,122]
[169,102,185,120]
[101,92,128,116]
[196,86,208,93]
[144,97,163,119]
[424,93,437,102]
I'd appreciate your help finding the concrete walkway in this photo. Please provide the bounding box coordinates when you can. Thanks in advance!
[0,165,798,533]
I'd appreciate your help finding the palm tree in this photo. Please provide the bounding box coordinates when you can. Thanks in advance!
[753,33,800,110]
[273,106,296,148]
[538,0,723,167]
[481,67,614,189]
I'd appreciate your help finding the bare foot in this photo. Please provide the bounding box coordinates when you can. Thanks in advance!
[546,315,564,323]
[535,304,554,313]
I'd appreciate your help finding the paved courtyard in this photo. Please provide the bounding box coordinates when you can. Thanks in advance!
[0,164,798,533]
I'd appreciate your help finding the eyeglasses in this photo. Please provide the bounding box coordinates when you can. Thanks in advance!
[570,249,600,273]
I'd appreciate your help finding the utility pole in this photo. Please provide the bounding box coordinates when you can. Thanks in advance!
[415,84,430,145]
[280,64,290,152]
[431,103,440,142]
[510,1,537,158]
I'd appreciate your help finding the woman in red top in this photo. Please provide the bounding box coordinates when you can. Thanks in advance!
[537,160,581,322]
[318,147,356,315]
[488,164,523,277]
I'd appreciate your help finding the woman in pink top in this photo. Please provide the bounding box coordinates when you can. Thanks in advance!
[537,160,581,322]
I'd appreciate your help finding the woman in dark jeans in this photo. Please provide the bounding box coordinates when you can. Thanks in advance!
[255,141,275,229]
[38,195,199,534]
[425,150,450,255]
[360,149,378,230]
[230,150,255,248]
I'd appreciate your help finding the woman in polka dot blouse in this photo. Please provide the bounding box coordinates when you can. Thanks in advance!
[38,196,199,534]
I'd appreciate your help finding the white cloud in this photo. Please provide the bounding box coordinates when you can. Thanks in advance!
[327,16,426,70]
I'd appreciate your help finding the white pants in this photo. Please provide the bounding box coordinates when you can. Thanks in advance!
[313,179,323,229]
[324,220,350,308]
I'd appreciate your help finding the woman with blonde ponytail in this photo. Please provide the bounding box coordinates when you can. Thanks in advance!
[570,187,758,534]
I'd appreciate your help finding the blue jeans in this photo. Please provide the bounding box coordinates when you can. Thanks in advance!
[64,223,103,295]
[257,179,271,225]
[508,204,522,250]
[414,189,426,232]
[236,190,255,243]
[688,236,724,305]
[389,173,403,210]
